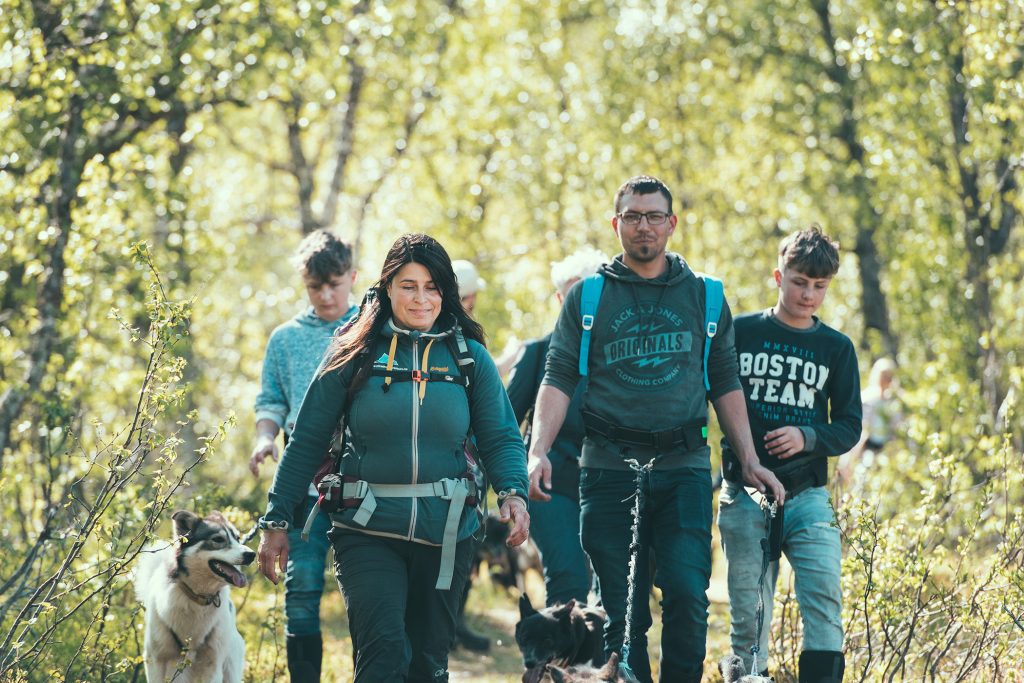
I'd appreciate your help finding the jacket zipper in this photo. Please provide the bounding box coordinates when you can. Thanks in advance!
[407,336,420,540]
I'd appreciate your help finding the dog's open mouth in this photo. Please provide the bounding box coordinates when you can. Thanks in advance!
[209,559,248,588]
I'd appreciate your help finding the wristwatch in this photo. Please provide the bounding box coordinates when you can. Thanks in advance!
[257,518,289,532]
[497,489,527,507]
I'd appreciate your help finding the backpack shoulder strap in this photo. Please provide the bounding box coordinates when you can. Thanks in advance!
[578,273,605,378]
[448,324,476,403]
[700,274,724,392]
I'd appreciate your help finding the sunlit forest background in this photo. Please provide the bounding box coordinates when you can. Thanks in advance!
[1,0,1023,680]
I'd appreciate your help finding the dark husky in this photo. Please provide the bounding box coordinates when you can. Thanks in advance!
[474,512,543,593]
[516,594,606,677]
[529,652,639,683]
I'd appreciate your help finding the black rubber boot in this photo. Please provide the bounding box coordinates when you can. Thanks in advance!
[798,650,845,683]
[286,633,323,683]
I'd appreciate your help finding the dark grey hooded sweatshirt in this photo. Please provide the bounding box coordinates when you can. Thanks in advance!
[542,253,741,471]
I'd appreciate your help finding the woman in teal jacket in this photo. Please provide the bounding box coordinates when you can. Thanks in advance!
[258,233,530,682]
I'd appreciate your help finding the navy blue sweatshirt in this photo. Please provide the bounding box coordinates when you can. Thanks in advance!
[722,310,862,487]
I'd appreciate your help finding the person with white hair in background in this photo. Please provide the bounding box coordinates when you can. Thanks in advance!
[505,247,609,606]
[452,259,485,314]
[453,258,520,377]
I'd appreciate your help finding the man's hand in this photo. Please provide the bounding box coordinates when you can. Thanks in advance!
[764,426,805,459]
[249,437,279,477]
[527,452,552,502]
[742,461,786,506]
[499,497,530,547]
[257,529,289,584]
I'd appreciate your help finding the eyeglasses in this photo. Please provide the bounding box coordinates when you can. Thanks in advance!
[617,211,670,226]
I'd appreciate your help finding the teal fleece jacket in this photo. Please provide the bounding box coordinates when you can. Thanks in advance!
[254,305,358,436]
[264,315,528,546]
[542,253,742,470]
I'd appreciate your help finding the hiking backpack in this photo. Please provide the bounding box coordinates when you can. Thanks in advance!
[577,272,724,391]
[301,324,480,540]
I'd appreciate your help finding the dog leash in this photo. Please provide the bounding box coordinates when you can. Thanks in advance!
[619,457,653,679]
[240,522,259,545]
[745,487,778,676]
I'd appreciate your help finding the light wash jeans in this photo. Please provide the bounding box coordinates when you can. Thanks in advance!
[285,495,332,636]
[717,481,843,672]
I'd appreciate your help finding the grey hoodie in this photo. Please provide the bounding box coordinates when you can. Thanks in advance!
[255,305,358,435]
[543,253,741,470]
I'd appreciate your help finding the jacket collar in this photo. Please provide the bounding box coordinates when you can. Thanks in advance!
[383,314,459,341]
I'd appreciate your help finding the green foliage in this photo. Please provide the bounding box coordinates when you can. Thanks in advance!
[1,0,1022,680]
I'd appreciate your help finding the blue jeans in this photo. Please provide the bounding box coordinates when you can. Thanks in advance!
[580,467,713,683]
[529,492,591,606]
[285,495,332,636]
[717,482,843,672]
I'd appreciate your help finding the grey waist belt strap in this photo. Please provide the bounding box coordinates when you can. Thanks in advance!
[333,478,471,591]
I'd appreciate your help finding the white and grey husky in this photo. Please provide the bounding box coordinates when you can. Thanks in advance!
[135,510,256,683]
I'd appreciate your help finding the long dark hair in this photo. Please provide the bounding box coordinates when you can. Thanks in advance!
[322,233,486,379]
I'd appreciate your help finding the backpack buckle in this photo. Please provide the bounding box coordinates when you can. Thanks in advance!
[706,321,718,337]
[437,478,458,500]
[582,314,595,331]
[340,479,369,500]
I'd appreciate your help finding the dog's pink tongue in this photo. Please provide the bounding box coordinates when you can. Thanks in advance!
[213,560,248,588]
[228,568,248,588]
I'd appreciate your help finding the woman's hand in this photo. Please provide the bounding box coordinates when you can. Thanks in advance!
[257,530,290,584]
[499,496,530,547]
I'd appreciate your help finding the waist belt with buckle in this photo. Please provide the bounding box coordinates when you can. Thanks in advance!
[582,410,707,451]
[330,477,477,591]
[774,466,821,500]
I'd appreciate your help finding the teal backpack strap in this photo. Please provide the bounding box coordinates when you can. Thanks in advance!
[450,324,476,399]
[578,273,605,377]
[701,275,724,392]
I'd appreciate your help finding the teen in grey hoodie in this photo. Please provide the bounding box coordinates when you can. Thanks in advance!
[527,176,784,683]
[250,230,358,683]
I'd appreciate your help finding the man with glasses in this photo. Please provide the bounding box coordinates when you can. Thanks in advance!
[527,176,784,682]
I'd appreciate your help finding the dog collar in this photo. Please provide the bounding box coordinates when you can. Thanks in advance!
[177,578,222,608]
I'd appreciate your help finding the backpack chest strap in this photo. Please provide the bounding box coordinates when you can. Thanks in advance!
[370,366,470,387]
